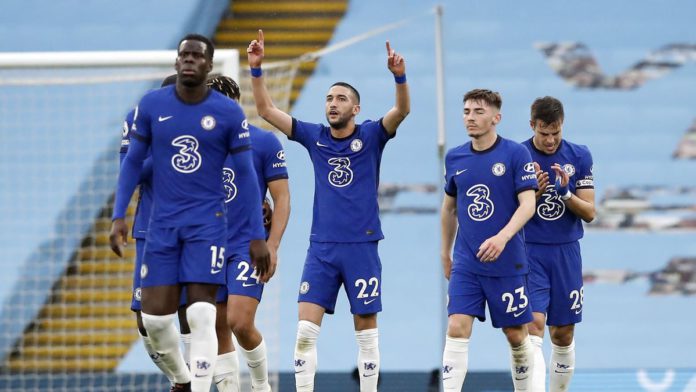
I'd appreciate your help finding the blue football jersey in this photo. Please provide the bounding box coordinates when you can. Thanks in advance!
[444,136,537,277]
[290,118,391,242]
[119,109,152,240]
[113,85,251,226]
[225,125,288,250]
[522,138,594,244]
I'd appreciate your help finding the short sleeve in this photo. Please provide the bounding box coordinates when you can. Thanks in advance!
[443,152,457,197]
[512,145,538,193]
[120,110,135,154]
[227,102,252,154]
[130,98,152,144]
[289,118,323,149]
[575,147,594,189]
[372,118,393,147]
[261,131,289,182]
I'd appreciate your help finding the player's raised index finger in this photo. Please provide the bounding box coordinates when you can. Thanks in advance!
[258,29,264,44]
[386,40,392,55]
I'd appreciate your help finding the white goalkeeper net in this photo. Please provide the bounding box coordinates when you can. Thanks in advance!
[0,49,298,392]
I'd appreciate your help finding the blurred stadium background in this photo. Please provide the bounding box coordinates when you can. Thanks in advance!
[1,0,695,390]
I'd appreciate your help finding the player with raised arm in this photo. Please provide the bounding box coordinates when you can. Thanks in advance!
[119,75,182,386]
[205,75,290,392]
[441,89,537,391]
[247,30,410,392]
[109,34,269,392]
[522,96,595,392]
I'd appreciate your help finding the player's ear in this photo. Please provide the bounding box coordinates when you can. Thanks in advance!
[529,120,535,130]
[353,104,361,116]
[493,112,501,125]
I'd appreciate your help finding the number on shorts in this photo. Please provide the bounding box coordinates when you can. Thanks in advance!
[210,246,225,270]
[501,286,529,313]
[355,277,379,299]
[235,261,260,284]
[570,287,584,311]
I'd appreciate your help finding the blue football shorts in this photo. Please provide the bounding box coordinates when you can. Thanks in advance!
[216,245,264,302]
[527,241,583,326]
[448,261,533,328]
[141,221,227,288]
[297,241,382,315]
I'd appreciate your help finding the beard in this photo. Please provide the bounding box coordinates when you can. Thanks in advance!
[466,125,491,139]
[326,114,350,130]
[178,73,205,88]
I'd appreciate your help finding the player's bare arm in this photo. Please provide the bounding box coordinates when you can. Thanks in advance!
[264,178,290,281]
[552,163,595,222]
[440,194,458,280]
[477,189,536,262]
[382,40,410,135]
[247,29,293,136]
[533,162,549,201]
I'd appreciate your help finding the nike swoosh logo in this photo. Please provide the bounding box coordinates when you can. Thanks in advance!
[362,374,376,377]
[248,362,260,369]
[575,309,582,314]
[242,282,257,287]
[295,370,305,374]
[554,370,571,374]
[455,169,467,175]
[316,141,328,147]
[363,298,377,305]
[513,308,527,317]
[442,377,452,380]
[158,115,173,122]
[211,269,222,275]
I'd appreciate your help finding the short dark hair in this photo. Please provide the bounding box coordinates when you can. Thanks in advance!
[463,89,502,110]
[161,74,177,87]
[331,82,360,104]
[530,96,564,126]
[207,75,241,101]
[178,33,214,60]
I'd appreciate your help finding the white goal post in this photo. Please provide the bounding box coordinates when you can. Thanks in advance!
[0,49,239,84]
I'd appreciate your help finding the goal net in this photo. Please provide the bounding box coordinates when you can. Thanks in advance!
[0,49,298,391]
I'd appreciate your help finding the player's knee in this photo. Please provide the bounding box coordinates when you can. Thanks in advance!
[295,320,320,353]
[215,315,229,337]
[141,312,175,334]
[527,315,546,337]
[353,313,378,331]
[229,317,254,340]
[446,317,471,339]
[503,326,527,346]
[550,325,574,346]
[186,302,216,331]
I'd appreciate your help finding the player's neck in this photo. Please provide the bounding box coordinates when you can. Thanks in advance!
[471,130,498,151]
[175,82,210,104]
[330,121,356,139]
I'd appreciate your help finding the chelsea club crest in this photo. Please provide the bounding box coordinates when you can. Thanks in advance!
[350,139,363,152]
[492,162,506,176]
[201,115,216,130]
